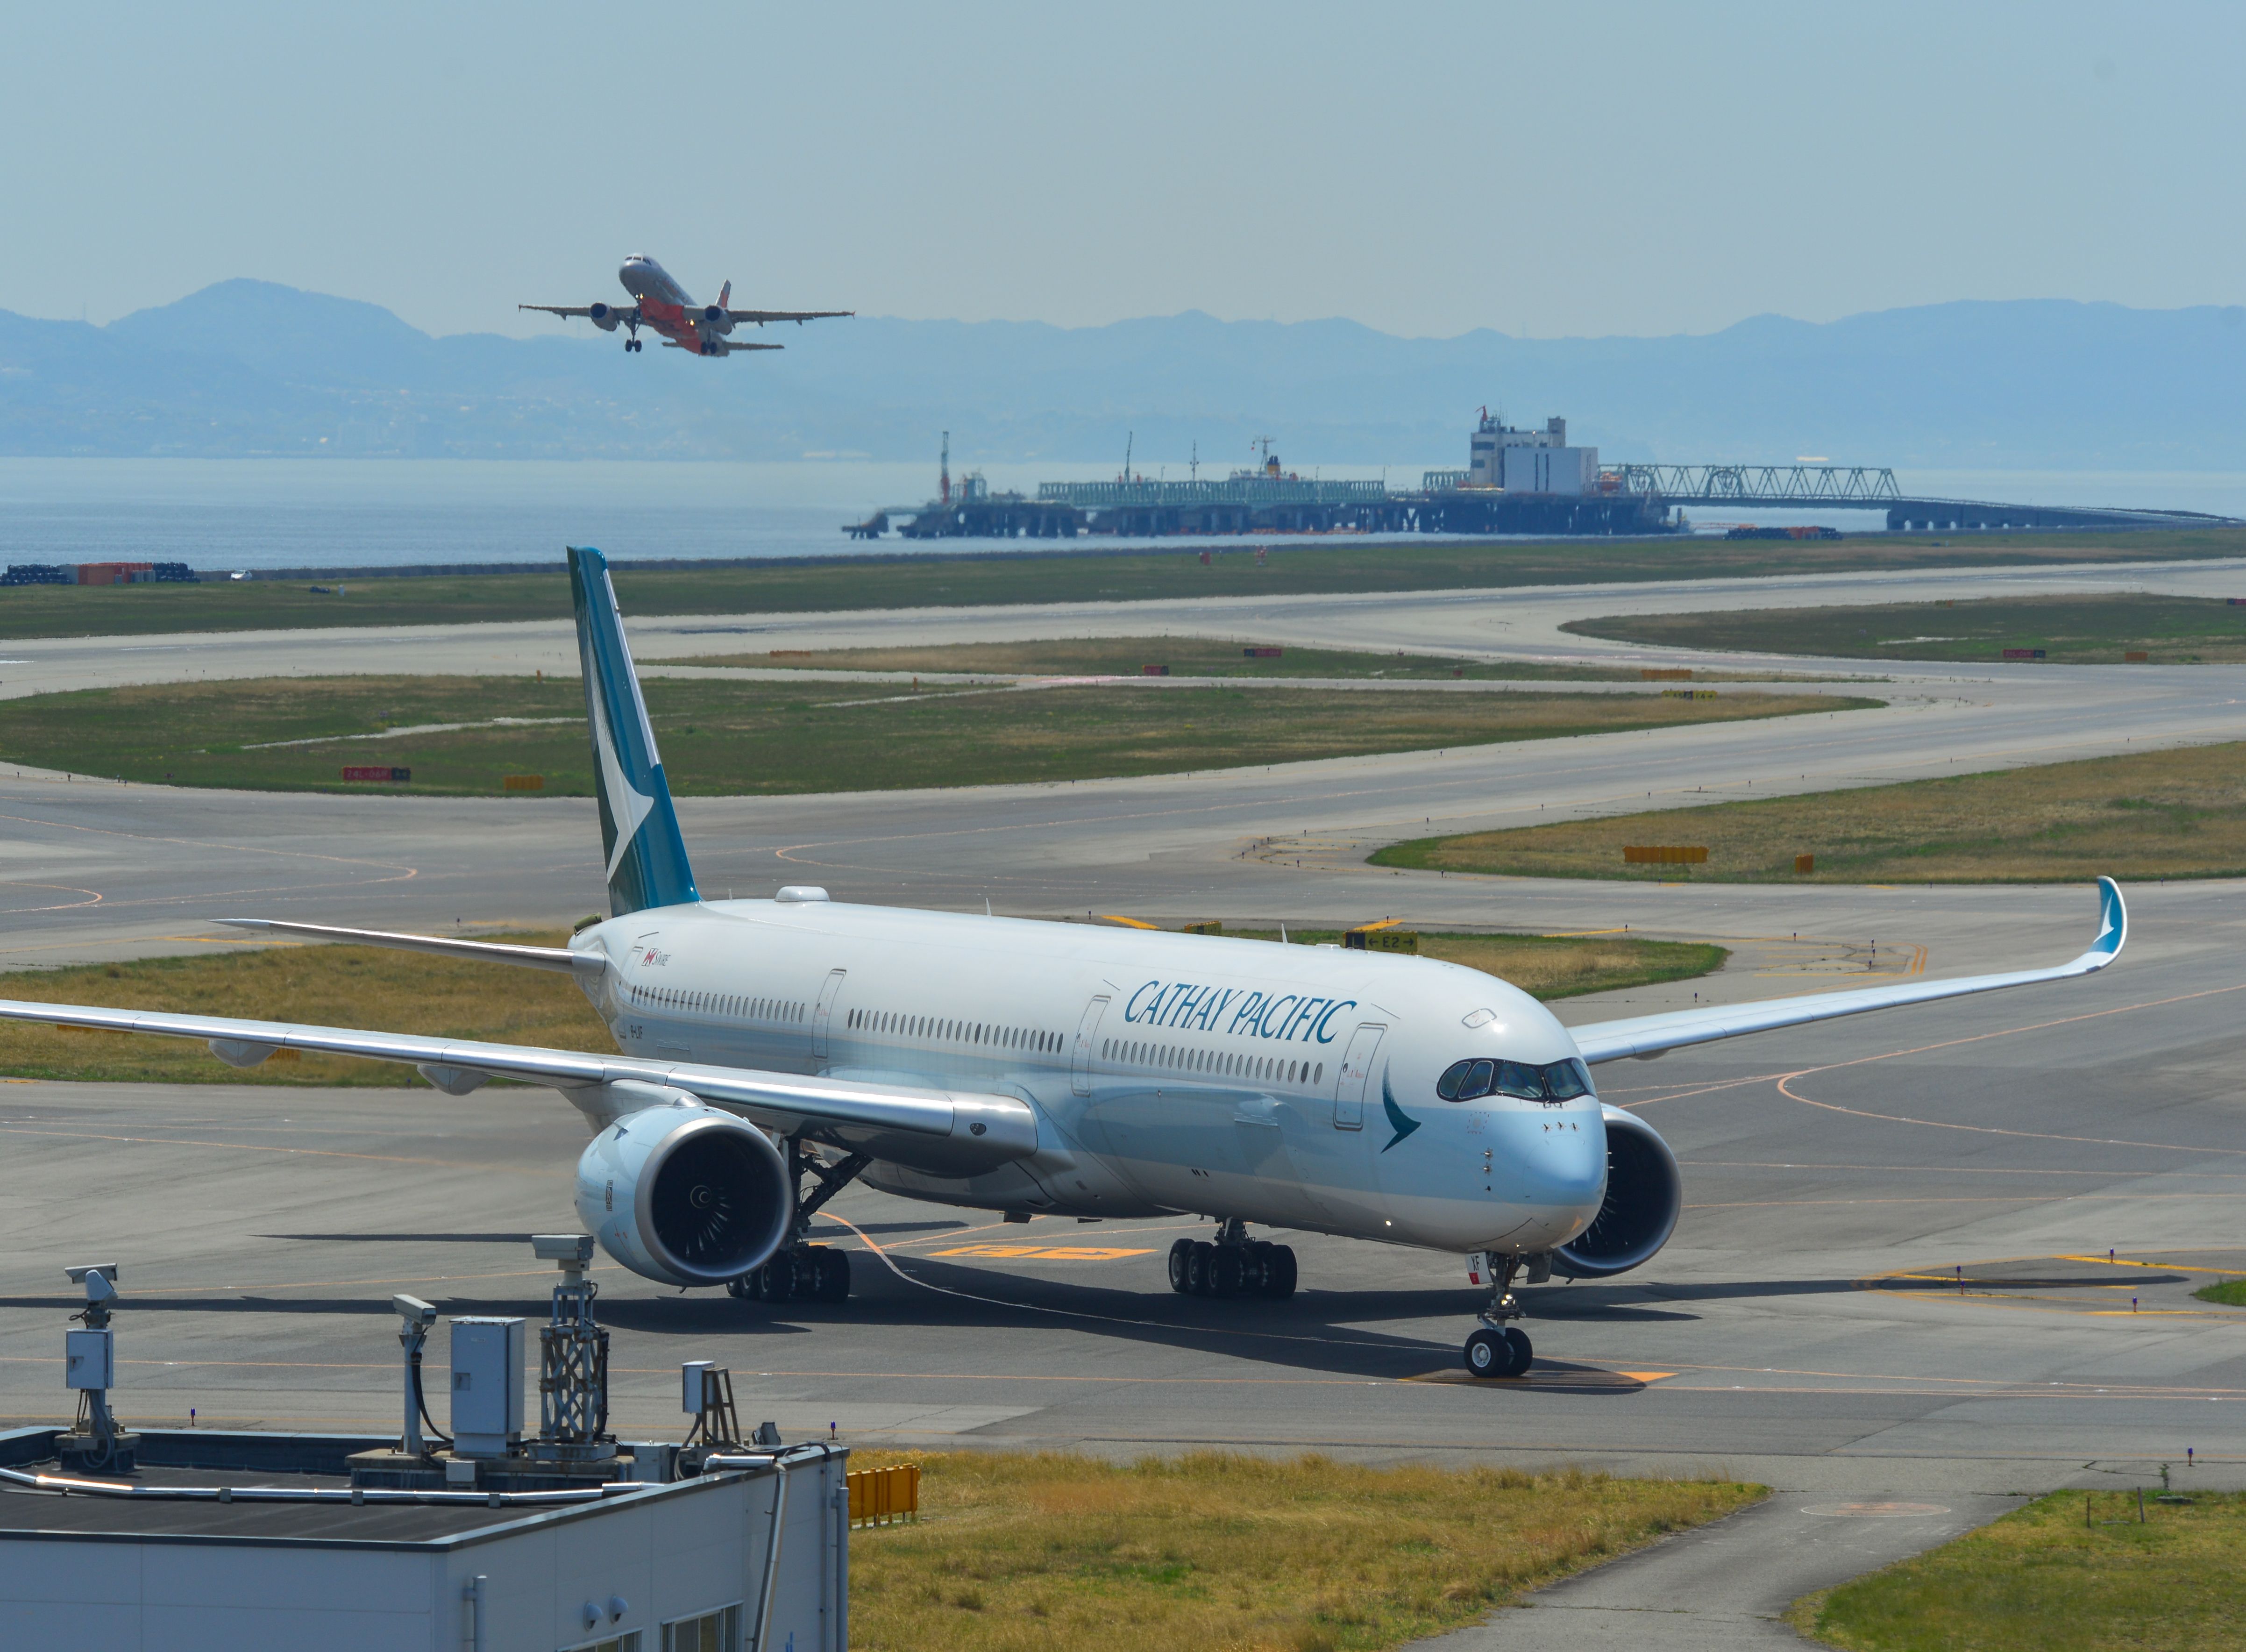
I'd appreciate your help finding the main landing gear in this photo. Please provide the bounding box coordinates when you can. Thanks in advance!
[1168,1219,1297,1300]
[623,335,642,352]
[727,1144,870,1307]
[1462,1253,1533,1378]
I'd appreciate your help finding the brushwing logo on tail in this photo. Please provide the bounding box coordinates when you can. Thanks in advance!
[1380,1065,1420,1153]
[590,684,654,881]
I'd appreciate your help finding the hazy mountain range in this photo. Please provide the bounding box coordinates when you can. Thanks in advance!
[1,280,2240,469]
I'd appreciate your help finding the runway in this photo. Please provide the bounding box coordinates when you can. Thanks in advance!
[0,553,2243,1638]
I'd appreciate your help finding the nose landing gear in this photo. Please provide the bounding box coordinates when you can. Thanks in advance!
[1167,1219,1296,1300]
[1463,1253,1533,1377]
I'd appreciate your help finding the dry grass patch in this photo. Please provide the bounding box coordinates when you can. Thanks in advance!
[0,676,1872,797]
[0,934,613,1086]
[851,1452,1760,1652]
[1791,1488,2246,1651]
[1371,742,2246,884]
[1227,930,1728,1001]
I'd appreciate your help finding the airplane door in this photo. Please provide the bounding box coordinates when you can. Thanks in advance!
[1333,1023,1385,1130]
[811,969,847,1061]
[1071,996,1109,1096]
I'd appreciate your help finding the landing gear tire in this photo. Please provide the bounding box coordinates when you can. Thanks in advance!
[1261,1243,1298,1299]
[1464,1328,1507,1378]
[816,1246,852,1303]
[1501,1326,1533,1376]
[1167,1238,1194,1294]
[1213,1245,1245,1298]
[1186,1241,1215,1296]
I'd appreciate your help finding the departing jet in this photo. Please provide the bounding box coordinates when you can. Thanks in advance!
[0,549,2129,1379]
[520,254,851,356]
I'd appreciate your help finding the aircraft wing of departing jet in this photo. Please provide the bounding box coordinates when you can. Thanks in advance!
[0,994,1037,1175]
[1569,876,2126,1064]
[518,303,637,320]
[725,308,853,324]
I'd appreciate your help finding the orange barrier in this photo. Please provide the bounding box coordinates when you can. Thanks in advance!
[848,1463,920,1528]
[1623,846,1708,865]
[503,775,545,792]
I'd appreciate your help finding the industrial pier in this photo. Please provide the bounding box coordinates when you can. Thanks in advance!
[855,411,2232,540]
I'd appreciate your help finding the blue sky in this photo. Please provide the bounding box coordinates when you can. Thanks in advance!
[6,1,2240,340]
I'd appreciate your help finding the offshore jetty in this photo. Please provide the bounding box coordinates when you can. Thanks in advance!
[850,411,2232,541]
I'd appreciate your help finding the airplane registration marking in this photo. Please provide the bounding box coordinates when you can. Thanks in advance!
[928,1245,1154,1261]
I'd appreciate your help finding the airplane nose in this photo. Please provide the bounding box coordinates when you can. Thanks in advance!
[1515,1116,1607,1216]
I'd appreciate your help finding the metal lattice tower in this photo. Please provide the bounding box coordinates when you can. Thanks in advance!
[531,1236,612,1460]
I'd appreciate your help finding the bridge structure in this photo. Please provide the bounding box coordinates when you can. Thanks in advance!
[1598,463,2229,532]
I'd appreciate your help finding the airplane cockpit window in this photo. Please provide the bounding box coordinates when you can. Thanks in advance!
[1436,1057,1593,1103]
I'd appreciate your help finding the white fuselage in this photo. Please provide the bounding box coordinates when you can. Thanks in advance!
[573,897,1609,1256]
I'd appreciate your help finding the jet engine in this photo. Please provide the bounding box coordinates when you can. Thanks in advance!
[1552,1105,1682,1279]
[588,302,620,332]
[575,1093,793,1287]
[702,303,728,326]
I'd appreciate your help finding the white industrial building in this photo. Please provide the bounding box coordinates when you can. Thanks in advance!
[0,1443,847,1652]
[1466,411,1600,494]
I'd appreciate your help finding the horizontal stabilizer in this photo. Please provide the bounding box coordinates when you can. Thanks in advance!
[217,919,603,977]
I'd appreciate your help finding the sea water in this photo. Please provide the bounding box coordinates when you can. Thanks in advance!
[0,459,2239,574]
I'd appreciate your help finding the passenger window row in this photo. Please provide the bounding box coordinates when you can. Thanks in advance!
[844,1006,1061,1055]
[1100,1038,1322,1088]
[625,983,803,1024]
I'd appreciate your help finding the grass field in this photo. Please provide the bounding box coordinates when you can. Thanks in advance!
[1227,929,1729,1001]
[1789,1489,2246,1651]
[2193,1278,2246,1306]
[850,1452,1760,1652]
[1563,592,2246,663]
[0,926,1727,1085]
[0,933,610,1087]
[653,636,1749,683]
[2,529,2239,641]
[1370,741,2246,884]
[0,675,1871,797]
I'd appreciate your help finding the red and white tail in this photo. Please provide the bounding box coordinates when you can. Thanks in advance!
[717,279,732,310]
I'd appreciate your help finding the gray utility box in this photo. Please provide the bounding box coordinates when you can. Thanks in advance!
[450,1317,525,1458]
[64,1328,114,1390]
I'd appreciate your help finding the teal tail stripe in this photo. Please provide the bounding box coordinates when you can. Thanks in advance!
[567,546,699,917]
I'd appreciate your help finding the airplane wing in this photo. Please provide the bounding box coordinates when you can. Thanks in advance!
[0,996,1037,1175]
[518,303,641,321]
[725,309,853,325]
[1569,876,2126,1065]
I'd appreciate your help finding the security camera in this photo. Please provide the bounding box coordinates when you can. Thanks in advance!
[532,1235,595,1265]
[65,1265,120,1303]
[393,1295,437,1327]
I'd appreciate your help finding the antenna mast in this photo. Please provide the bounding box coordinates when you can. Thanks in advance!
[1190,440,1199,482]
[1124,431,1133,484]
[939,431,950,506]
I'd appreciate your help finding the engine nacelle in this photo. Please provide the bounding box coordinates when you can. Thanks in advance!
[1552,1105,1682,1280]
[575,1092,793,1287]
[702,303,727,326]
[588,302,620,332]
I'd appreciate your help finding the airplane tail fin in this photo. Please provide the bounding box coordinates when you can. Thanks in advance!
[566,546,699,916]
[718,279,732,309]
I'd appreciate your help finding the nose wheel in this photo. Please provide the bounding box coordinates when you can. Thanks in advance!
[1463,1253,1535,1378]
[1463,1325,1533,1378]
